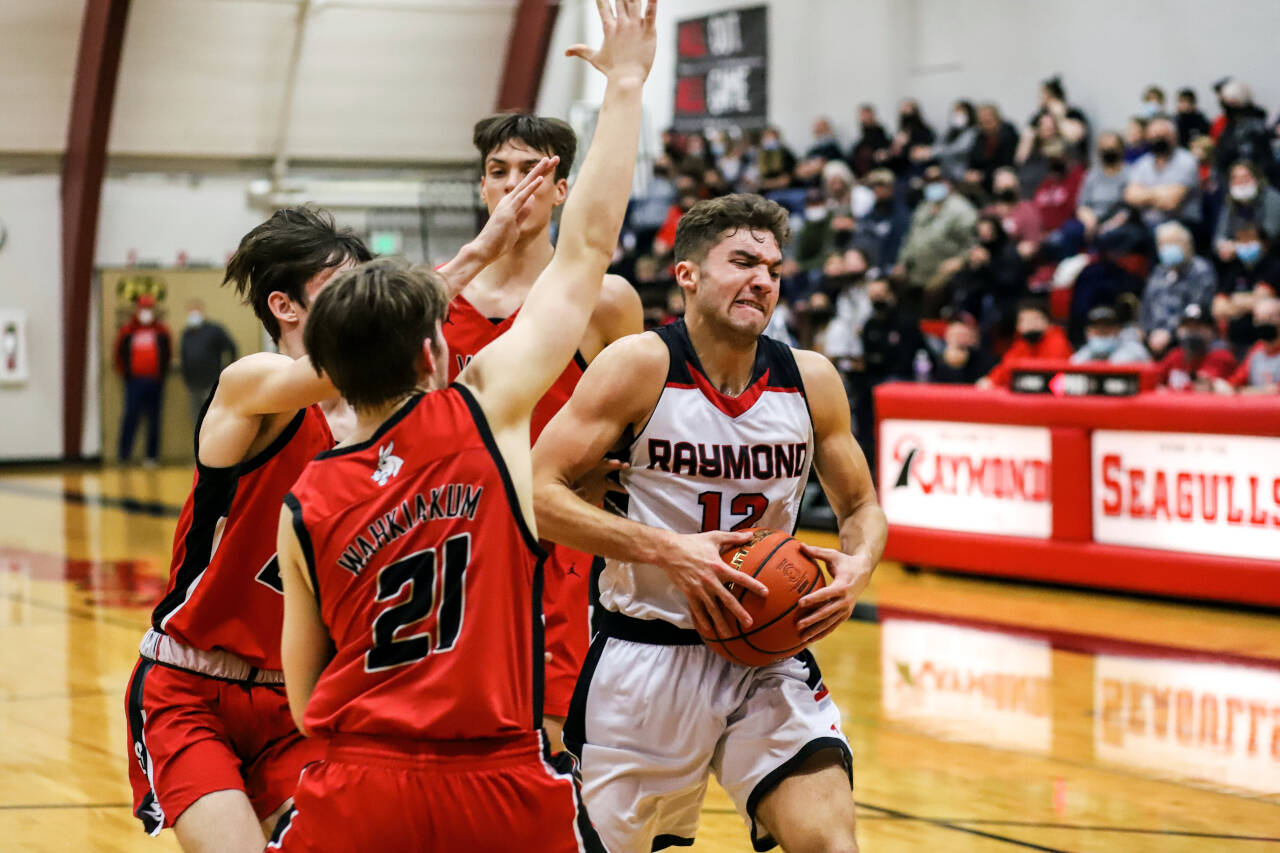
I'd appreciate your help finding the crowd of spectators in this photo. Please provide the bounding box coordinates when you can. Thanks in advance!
[608,74,1280,436]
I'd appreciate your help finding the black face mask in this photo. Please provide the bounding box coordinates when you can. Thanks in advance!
[1100,149,1123,166]
[1022,329,1045,345]
[832,228,854,249]
[1048,158,1068,176]
[1151,138,1173,156]
[1179,333,1209,356]
[870,299,893,315]
[1256,323,1280,341]
[996,189,1018,204]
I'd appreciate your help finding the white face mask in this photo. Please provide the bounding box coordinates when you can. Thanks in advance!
[804,206,828,222]
[187,311,204,327]
[1230,183,1259,202]
[137,309,155,325]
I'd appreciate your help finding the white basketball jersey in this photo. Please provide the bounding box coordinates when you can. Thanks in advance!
[600,321,815,629]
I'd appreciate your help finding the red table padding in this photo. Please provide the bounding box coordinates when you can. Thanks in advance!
[874,373,1280,607]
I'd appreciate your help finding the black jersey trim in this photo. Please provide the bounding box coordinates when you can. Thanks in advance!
[151,463,239,629]
[283,492,321,603]
[195,406,309,477]
[453,382,548,560]
[531,550,547,729]
[314,394,424,460]
[598,609,702,645]
[126,659,165,836]
[562,632,608,760]
[745,735,852,851]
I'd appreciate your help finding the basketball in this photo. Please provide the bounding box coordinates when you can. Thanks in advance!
[698,528,827,667]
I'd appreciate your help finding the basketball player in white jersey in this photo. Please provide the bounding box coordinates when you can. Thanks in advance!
[533,193,886,852]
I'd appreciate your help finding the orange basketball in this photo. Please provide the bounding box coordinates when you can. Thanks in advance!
[698,527,827,666]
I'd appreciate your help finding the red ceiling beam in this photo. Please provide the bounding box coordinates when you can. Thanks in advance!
[496,0,562,112]
[62,0,132,459]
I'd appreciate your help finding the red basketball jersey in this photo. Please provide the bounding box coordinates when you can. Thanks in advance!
[286,385,545,741]
[151,404,335,670]
[443,295,585,441]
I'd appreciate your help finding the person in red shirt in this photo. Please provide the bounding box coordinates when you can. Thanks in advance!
[1226,297,1280,393]
[114,294,173,466]
[271,6,655,850]
[447,111,644,749]
[1031,148,1086,233]
[978,299,1074,388]
[1155,303,1237,390]
[125,182,547,849]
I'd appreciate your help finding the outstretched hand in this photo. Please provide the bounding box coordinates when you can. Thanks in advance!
[566,0,658,84]
[470,156,558,264]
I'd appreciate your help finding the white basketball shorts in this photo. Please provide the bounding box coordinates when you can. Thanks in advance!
[563,610,851,852]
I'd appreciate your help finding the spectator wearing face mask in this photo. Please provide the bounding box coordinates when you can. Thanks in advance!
[1214,80,1276,184]
[1156,303,1237,391]
[849,104,891,177]
[856,277,928,459]
[887,98,936,177]
[861,168,910,267]
[1139,85,1168,121]
[1125,118,1202,230]
[178,299,236,425]
[1213,221,1280,353]
[932,315,993,384]
[113,294,173,466]
[933,100,978,181]
[977,299,1073,388]
[794,116,844,188]
[1139,221,1217,356]
[755,126,798,192]
[986,167,1043,250]
[1071,305,1151,365]
[1030,141,1085,233]
[893,162,977,316]
[1054,131,1130,256]
[1214,161,1280,259]
[1175,88,1211,148]
[966,103,1020,190]
[812,249,873,367]
[946,214,1029,337]
[793,163,879,279]
[1224,297,1280,393]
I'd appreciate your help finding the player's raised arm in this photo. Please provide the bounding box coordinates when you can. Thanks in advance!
[790,350,887,643]
[459,0,656,427]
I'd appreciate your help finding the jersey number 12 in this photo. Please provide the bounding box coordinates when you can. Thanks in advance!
[366,533,471,672]
[698,490,768,532]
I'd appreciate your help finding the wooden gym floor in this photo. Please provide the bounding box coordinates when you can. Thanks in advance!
[0,466,1277,852]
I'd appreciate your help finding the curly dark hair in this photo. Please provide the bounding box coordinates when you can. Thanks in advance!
[673,193,793,265]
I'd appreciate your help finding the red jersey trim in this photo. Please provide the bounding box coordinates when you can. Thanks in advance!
[667,365,786,418]
[453,383,548,560]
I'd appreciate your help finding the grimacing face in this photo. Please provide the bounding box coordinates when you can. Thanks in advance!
[680,228,783,341]
[480,139,567,238]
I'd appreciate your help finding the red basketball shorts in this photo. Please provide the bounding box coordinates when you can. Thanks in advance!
[267,731,607,852]
[125,658,321,834]
[543,544,597,718]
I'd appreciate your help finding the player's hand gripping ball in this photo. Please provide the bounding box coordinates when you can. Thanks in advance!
[698,528,827,666]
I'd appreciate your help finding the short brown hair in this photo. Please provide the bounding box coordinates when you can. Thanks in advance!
[474,113,577,182]
[225,205,371,342]
[304,258,448,411]
[673,194,792,265]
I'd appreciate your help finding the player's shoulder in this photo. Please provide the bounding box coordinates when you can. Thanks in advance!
[790,346,840,384]
[592,274,644,336]
[594,326,669,369]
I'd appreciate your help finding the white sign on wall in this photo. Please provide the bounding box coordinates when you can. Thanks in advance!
[1095,653,1280,795]
[0,309,28,384]
[1092,431,1280,561]
[882,618,1052,753]
[879,419,1053,538]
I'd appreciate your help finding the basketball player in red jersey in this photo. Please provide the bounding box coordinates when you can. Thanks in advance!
[270,3,656,849]
[447,111,643,750]
[534,194,887,852]
[124,174,551,851]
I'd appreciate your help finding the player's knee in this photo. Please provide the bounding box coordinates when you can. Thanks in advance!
[784,834,858,853]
